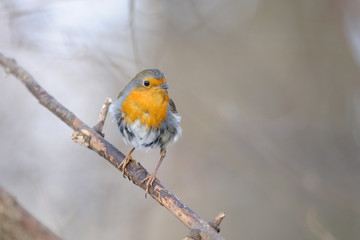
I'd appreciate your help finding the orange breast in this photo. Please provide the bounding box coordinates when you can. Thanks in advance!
[121,87,170,129]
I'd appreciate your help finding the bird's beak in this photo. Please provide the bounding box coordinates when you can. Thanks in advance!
[159,83,168,89]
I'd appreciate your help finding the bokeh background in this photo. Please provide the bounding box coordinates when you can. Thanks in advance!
[1,0,360,239]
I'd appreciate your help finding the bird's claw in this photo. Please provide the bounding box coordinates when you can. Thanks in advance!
[141,173,159,196]
[118,156,131,177]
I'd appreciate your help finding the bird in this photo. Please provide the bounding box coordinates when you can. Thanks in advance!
[109,69,181,194]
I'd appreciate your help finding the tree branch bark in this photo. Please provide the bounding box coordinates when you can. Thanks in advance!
[0,53,225,240]
[0,186,62,240]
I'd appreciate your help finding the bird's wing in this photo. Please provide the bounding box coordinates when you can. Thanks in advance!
[169,98,178,113]
[117,90,125,99]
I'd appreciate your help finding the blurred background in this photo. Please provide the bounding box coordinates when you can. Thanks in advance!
[1,0,360,239]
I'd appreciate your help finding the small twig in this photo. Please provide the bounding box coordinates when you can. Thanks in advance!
[93,97,112,136]
[209,212,226,233]
[0,52,225,240]
[184,212,226,240]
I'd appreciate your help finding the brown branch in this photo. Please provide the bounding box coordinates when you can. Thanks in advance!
[209,212,226,233]
[0,53,225,240]
[93,97,112,136]
[184,212,226,240]
[0,186,62,240]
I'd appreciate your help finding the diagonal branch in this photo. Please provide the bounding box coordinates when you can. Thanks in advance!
[0,53,225,240]
[0,186,62,240]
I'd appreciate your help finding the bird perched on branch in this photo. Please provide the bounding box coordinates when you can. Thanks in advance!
[109,69,181,193]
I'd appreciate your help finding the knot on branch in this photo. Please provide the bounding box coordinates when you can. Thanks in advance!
[183,229,201,240]
[71,129,91,147]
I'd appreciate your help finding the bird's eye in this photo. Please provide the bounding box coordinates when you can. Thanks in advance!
[143,80,150,87]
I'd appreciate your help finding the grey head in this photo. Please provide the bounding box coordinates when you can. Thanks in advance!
[117,69,166,98]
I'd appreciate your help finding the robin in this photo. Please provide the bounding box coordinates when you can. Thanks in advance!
[109,69,182,193]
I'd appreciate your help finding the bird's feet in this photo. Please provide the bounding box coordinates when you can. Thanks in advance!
[118,147,135,177]
[141,172,159,195]
[118,155,131,177]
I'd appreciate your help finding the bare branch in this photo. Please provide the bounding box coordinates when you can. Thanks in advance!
[209,212,226,233]
[0,186,62,240]
[93,97,112,136]
[0,53,225,240]
[184,212,226,240]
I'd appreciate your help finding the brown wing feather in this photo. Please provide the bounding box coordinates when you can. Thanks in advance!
[117,90,125,99]
[169,98,178,113]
